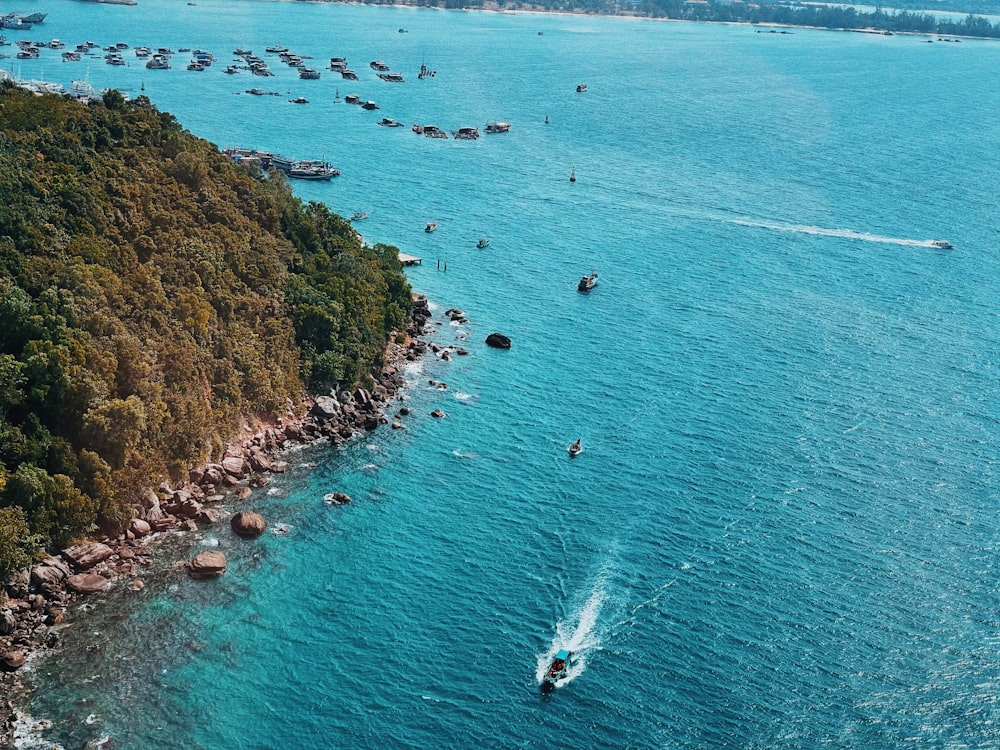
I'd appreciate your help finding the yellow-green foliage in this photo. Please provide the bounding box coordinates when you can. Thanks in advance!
[0,83,412,554]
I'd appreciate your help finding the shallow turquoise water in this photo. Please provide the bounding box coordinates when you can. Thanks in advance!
[11,2,1000,748]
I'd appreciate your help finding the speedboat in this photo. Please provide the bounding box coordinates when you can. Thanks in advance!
[541,649,571,692]
[568,440,582,457]
[425,222,438,233]
[577,273,598,292]
[931,240,954,249]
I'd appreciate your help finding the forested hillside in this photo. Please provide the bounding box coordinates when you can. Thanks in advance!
[0,83,411,571]
[398,0,1000,38]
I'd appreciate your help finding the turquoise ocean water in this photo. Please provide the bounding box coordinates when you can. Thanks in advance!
[7,2,1000,747]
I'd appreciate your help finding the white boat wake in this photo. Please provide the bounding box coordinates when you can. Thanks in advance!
[731,218,945,248]
[537,564,616,689]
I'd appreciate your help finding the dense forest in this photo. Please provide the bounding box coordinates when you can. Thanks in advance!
[0,83,412,576]
[376,0,1000,38]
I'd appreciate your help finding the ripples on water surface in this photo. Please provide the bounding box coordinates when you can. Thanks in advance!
[12,2,1000,747]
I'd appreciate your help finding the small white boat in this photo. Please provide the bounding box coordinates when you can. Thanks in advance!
[568,439,582,457]
[425,222,438,233]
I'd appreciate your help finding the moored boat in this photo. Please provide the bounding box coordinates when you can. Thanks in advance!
[452,127,480,140]
[298,67,320,79]
[541,649,572,692]
[378,118,403,127]
[370,60,390,71]
[361,100,379,110]
[341,69,358,80]
[289,96,309,104]
[485,121,510,134]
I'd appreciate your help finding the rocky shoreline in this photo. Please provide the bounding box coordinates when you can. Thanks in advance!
[0,295,433,748]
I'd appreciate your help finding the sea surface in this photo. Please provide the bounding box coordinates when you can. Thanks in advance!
[7,2,1000,748]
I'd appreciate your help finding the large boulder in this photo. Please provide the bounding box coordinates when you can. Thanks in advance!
[0,609,16,636]
[231,511,267,538]
[222,456,246,479]
[31,556,72,588]
[66,573,112,594]
[129,518,152,537]
[1,650,26,672]
[62,542,115,571]
[311,396,342,421]
[188,550,227,579]
[485,332,511,349]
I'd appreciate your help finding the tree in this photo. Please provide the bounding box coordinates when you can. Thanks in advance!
[0,506,35,582]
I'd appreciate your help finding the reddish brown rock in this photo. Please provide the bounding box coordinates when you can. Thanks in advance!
[62,542,115,571]
[1,650,26,672]
[231,511,267,538]
[222,456,246,478]
[30,557,72,588]
[65,573,112,594]
[129,518,151,537]
[188,550,227,579]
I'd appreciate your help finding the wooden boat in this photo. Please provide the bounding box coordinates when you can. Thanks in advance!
[485,122,510,134]
[541,649,571,692]
[577,273,598,292]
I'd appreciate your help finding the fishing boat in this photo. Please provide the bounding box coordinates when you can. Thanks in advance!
[476,238,490,249]
[568,439,583,456]
[541,649,572,693]
[577,273,598,292]
[289,96,309,104]
[425,222,438,233]
[287,160,339,180]
[485,121,510,134]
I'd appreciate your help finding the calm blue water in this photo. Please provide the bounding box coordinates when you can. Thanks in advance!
[10,2,1000,748]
